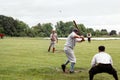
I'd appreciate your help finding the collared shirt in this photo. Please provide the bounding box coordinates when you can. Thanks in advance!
[87,33,92,38]
[91,52,113,67]
[64,32,77,49]
[50,33,58,42]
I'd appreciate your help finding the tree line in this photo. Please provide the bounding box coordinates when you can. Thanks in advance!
[0,15,118,37]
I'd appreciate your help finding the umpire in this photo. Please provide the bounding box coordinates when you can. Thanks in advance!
[89,46,118,80]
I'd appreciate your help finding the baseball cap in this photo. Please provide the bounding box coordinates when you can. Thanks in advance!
[73,28,78,32]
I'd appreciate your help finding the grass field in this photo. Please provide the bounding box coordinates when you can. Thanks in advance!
[0,37,120,80]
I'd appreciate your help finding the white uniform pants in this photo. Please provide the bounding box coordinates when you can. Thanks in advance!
[64,47,76,63]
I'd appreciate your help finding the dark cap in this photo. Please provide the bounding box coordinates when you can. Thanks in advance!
[73,28,78,32]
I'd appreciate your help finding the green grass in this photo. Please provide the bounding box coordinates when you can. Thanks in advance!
[0,37,120,80]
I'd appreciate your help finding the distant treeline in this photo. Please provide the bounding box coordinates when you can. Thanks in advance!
[0,15,118,37]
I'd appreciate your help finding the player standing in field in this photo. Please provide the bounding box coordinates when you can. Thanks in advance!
[87,33,92,43]
[61,28,85,73]
[48,29,58,53]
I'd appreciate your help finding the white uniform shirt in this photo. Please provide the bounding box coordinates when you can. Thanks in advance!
[87,33,92,38]
[64,32,76,49]
[50,33,58,43]
[91,52,113,67]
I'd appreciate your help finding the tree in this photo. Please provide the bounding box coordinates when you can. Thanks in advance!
[109,30,117,36]
[56,21,74,37]
[32,23,43,37]
[100,29,108,36]
[56,21,66,37]
[86,28,95,36]
[0,15,16,36]
[0,25,4,33]
[0,15,30,37]
[95,30,101,37]
[32,23,52,37]
[15,20,29,37]
[42,23,52,37]
[77,24,87,36]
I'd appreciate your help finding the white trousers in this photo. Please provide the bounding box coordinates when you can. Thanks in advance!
[64,47,76,63]
[50,41,56,48]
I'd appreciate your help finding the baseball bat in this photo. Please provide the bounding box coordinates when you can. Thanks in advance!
[73,20,85,41]
[73,20,81,34]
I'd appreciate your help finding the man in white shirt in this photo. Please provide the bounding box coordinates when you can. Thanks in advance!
[61,28,85,73]
[89,46,118,80]
[87,33,92,43]
[48,29,58,53]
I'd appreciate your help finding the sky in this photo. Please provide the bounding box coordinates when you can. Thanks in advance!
[0,0,120,33]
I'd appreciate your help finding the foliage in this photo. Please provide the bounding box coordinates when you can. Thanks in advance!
[56,21,74,37]
[0,15,118,37]
[109,30,117,36]
[0,15,30,37]
[32,23,52,37]
[86,28,95,36]
[101,29,108,35]
[77,24,87,36]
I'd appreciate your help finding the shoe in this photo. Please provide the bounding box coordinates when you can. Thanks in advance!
[48,49,50,52]
[70,71,74,74]
[61,64,66,72]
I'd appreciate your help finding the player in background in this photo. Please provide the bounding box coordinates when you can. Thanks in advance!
[48,29,58,53]
[87,33,92,43]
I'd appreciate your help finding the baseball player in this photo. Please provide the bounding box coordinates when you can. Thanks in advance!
[87,33,92,43]
[89,46,118,80]
[48,29,58,53]
[61,28,85,73]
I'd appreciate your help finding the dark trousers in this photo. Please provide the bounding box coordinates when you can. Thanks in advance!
[88,38,91,42]
[89,64,118,80]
